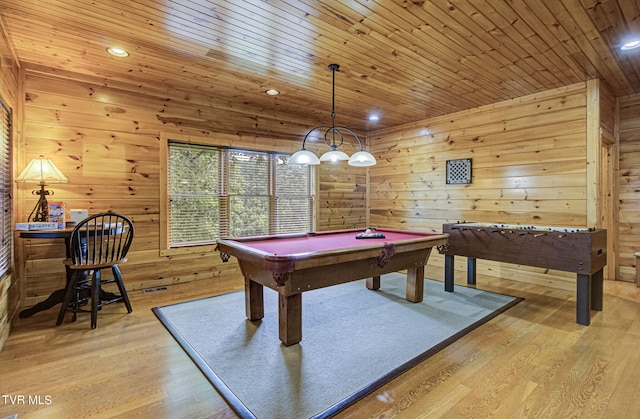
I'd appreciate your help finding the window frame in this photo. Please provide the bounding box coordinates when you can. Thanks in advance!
[160,133,317,256]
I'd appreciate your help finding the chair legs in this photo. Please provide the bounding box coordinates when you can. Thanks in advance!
[57,271,81,326]
[112,266,132,313]
[91,270,101,329]
[57,266,132,328]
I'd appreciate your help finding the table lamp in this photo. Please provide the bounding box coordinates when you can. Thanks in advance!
[15,155,68,222]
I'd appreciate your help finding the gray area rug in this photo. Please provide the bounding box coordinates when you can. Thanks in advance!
[153,272,521,419]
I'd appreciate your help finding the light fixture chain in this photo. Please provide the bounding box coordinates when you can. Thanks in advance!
[330,64,337,145]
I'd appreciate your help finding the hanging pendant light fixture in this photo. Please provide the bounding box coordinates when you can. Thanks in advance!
[290,64,377,167]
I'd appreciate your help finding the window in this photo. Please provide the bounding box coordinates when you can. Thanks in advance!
[168,144,221,246]
[166,141,314,248]
[227,149,270,237]
[0,100,12,278]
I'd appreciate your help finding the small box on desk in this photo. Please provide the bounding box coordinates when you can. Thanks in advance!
[47,201,66,229]
[15,222,59,230]
[70,209,89,224]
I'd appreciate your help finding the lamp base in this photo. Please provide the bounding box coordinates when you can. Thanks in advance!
[28,185,51,223]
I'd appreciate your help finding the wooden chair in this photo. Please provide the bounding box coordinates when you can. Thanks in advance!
[57,212,134,328]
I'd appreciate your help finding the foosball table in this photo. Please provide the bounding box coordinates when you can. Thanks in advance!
[439,222,607,325]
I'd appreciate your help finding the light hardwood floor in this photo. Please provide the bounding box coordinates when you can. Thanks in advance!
[1,269,639,418]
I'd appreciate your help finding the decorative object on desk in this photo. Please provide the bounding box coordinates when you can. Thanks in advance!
[15,155,68,222]
[289,64,377,167]
[47,201,66,229]
[154,272,520,419]
[70,209,89,224]
[446,158,472,184]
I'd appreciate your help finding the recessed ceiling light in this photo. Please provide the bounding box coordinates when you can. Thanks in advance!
[106,47,129,57]
[621,39,640,51]
[368,115,379,121]
[265,89,280,96]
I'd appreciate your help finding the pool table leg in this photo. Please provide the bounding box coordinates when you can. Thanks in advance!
[245,277,264,321]
[366,276,381,290]
[279,293,302,346]
[406,266,425,303]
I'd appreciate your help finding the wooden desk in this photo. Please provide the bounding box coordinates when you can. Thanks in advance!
[18,226,120,318]
[19,228,74,318]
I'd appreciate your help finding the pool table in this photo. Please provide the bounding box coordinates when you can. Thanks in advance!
[216,228,448,345]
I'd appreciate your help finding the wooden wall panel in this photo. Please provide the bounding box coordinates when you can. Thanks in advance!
[317,152,367,230]
[16,67,366,306]
[601,82,616,138]
[618,93,640,282]
[22,64,317,141]
[368,82,590,289]
[598,80,618,280]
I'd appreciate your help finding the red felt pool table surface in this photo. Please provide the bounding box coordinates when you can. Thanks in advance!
[232,229,437,256]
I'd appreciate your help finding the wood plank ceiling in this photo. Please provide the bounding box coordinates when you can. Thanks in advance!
[1,0,639,135]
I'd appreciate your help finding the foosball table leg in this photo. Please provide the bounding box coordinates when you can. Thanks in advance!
[444,254,455,292]
[467,257,477,285]
[576,274,592,326]
[591,269,603,312]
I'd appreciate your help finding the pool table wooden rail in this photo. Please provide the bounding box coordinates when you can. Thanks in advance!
[216,229,448,289]
[232,243,442,296]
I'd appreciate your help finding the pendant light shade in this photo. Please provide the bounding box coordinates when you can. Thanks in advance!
[348,150,377,167]
[290,149,321,165]
[319,149,350,162]
[289,64,376,167]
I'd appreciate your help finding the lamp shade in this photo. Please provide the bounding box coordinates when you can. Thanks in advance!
[16,155,68,184]
[319,149,350,162]
[348,150,377,167]
[290,149,320,165]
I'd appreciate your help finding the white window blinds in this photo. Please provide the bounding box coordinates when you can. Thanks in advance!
[168,144,221,246]
[167,143,313,246]
[0,100,12,277]
[228,149,270,237]
[273,154,314,234]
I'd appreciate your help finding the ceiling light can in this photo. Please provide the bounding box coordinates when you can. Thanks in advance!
[106,47,129,57]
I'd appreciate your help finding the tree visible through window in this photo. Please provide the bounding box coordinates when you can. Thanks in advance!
[228,149,269,237]
[167,142,314,247]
